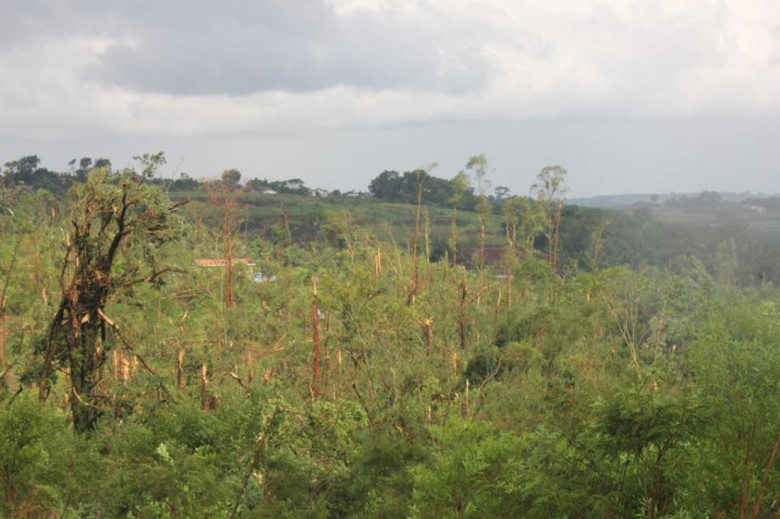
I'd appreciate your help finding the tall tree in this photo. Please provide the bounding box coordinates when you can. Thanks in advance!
[3,155,68,194]
[449,171,472,267]
[40,154,183,432]
[409,164,437,302]
[368,170,401,201]
[2,156,41,186]
[532,165,567,272]
[466,154,491,274]
[207,169,242,309]
[494,186,511,200]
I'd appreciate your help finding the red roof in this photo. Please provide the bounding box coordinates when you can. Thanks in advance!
[195,258,256,267]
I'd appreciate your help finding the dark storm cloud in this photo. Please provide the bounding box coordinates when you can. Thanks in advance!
[79,0,490,95]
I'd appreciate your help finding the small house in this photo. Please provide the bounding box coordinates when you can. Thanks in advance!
[253,272,277,283]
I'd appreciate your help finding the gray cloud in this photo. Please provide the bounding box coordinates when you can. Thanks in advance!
[3,0,779,198]
[81,0,490,95]
[0,1,62,46]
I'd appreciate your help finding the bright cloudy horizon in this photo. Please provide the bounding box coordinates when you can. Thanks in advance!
[1,0,779,198]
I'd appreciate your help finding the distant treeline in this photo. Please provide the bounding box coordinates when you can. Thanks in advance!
[1,155,509,206]
[0,155,316,197]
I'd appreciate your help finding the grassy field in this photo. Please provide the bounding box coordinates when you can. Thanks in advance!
[173,190,504,253]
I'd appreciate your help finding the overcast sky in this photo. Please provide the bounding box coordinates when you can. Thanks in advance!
[1,0,779,197]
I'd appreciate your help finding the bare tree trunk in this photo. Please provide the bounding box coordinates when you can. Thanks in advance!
[200,363,209,411]
[177,349,185,390]
[312,277,321,395]
[0,313,5,368]
[247,351,255,385]
[68,321,105,432]
[450,208,458,267]
[750,433,780,519]
[224,207,235,309]
[409,175,424,303]
[479,211,486,275]
[551,201,563,273]
[459,281,468,351]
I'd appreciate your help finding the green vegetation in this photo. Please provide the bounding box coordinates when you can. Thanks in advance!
[1,154,780,517]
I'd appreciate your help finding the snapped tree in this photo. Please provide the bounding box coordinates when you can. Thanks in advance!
[40,154,184,432]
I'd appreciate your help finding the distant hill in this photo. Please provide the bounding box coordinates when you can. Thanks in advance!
[571,192,762,208]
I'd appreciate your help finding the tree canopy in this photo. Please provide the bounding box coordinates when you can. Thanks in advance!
[1,152,780,517]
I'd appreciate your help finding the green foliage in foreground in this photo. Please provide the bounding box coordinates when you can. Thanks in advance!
[2,181,780,518]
